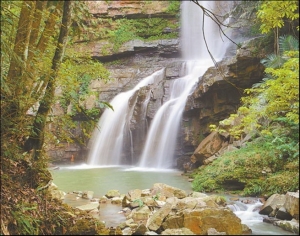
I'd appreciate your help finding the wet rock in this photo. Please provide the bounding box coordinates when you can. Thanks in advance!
[82,191,94,200]
[241,224,252,235]
[111,196,123,204]
[105,189,121,198]
[76,202,100,212]
[276,207,293,220]
[273,219,299,234]
[283,191,299,220]
[259,194,286,216]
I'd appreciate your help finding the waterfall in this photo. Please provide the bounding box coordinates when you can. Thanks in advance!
[138,1,231,168]
[87,1,231,167]
[87,69,165,165]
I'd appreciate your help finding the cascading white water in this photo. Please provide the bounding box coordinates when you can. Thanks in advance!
[88,1,231,167]
[138,1,231,168]
[87,69,165,165]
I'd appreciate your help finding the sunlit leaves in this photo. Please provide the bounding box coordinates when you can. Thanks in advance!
[257,1,299,34]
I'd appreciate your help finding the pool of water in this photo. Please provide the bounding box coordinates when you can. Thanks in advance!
[50,164,296,235]
[50,164,192,197]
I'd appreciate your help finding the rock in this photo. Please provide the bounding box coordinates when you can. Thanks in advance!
[273,219,299,234]
[111,196,123,204]
[50,189,66,200]
[276,207,293,220]
[127,189,142,201]
[259,194,286,216]
[133,223,148,235]
[207,228,226,235]
[283,191,299,220]
[76,202,100,212]
[141,189,152,197]
[131,205,152,224]
[189,192,208,198]
[161,228,196,235]
[241,224,252,235]
[165,197,179,209]
[146,202,173,231]
[162,212,184,230]
[105,189,121,198]
[176,197,198,211]
[82,191,94,200]
[122,227,133,235]
[183,208,243,235]
[99,195,109,203]
[122,195,131,207]
[151,183,187,199]
[192,131,225,164]
[145,231,158,235]
[263,217,281,224]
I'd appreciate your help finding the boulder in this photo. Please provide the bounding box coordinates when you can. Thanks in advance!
[146,202,173,231]
[76,202,100,212]
[241,224,252,235]
[192,131,225,164]
[176,197,198,211]
[276,207,293,220]
[183,208,243,235]
[259,194,286,215]
[273,219,299,234]
[105,189,121,198]
[131,205,152,224]
[127,189,142,201]
[283,191,299,220]
[133,223,148,235]
[161,212,184,230]
[151,183,187,199]
[111,196,123,204]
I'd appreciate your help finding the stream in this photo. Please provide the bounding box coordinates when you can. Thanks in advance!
[50,164,296,235]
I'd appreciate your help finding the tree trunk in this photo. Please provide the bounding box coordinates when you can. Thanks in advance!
[24,1,63,111]
[24,1,73,160]
[4,1,36,119]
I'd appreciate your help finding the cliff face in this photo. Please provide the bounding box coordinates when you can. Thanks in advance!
[48,1,266,167]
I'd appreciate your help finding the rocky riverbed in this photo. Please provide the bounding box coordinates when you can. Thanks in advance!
[49,182,299,235]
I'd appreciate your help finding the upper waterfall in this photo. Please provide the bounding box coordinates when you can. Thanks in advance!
[87,1,231,168]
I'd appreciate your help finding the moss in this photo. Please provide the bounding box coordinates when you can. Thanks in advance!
[191,137,299,197]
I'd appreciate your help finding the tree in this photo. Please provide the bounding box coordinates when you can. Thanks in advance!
[257,1,299,55]
[24,1,73,160]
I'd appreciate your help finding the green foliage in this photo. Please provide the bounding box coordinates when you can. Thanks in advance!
[57,49,110,115]
[257,1,299,34]
[191,136,299,197]
[105,17,179,51]
[213,35,299,141]
[11,204,40,235]
[166,1,180,16]
[133,199,144,208]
